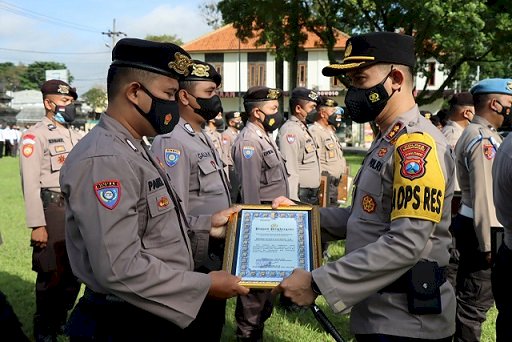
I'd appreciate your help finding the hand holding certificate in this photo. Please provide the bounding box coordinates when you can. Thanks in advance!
[222,204,321,289]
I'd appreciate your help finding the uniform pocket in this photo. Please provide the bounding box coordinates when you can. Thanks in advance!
[324,140,336,161]
[49,144,69,172]
[197,158,224,195]
[143,189,179,249]
[263,153,284,184]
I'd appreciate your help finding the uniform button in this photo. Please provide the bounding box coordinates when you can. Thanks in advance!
[422,283,428,289]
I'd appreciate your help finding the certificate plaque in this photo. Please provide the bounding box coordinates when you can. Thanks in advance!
[223,204,322,288]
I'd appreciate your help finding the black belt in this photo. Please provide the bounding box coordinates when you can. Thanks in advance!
[83,287,126,304]
[40,189,63,205]
[299,187,320,196]
[380,266,447,293]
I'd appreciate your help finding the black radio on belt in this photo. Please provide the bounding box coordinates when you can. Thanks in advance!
[40,189,64,207]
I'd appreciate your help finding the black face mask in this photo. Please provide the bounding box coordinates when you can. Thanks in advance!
[51,102,76,123]
[328,113,343,129]
[305,109,318,124]
[188,94,223,121]
[345,70,395,123]
[214,118,224,128]
[495,100,512,126]
[258,108,283,132]
[134,84,180,135]
[234,121,244,130]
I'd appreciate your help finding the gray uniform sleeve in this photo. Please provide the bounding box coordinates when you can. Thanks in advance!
[278,127,301,200]
[62,155,210,327]
[233,141,263,204]
[319,206,349,242]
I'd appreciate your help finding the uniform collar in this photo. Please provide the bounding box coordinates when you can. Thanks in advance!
[98,113,142,151]
[471,115,497,132]
[313,121,329,132]
[246,121,265,139]
[42,116,66,132]
[177,117,196,136]
[381,105,419,143]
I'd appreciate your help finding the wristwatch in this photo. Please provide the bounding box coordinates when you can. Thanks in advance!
[311,277,321,295]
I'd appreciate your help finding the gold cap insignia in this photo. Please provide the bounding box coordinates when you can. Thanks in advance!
[191,63,210,78]
[308,91,318,101]
[325,99,335,107]
[507,81,512,91]
[57,85,70,94]
[234,112,241,117]
[267,89,280,99]
[368,92,380,103]
[425,113,432,120]
[344,43,352,58]
[168,52,193,76]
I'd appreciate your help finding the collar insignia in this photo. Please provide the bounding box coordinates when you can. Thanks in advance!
[184,123,195,134]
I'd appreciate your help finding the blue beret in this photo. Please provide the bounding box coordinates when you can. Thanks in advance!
[470,78,512,96]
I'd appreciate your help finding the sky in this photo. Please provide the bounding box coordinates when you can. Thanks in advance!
[0,0,214,95]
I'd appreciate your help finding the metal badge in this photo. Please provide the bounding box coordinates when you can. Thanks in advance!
[308,91,318,101]
[344,42,352,58]
[184,123,195,134]
[191,63,210,77]
[57,85,70,94]
[168,52,193,76]
[267,89,280,99]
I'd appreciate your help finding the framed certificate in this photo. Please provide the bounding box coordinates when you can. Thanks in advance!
[223,204,322,289]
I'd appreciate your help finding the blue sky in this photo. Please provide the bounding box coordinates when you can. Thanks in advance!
[0,0,214,94]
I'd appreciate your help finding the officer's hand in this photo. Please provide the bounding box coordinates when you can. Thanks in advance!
[271,268,316,306]
[483,251,492,268]
[271,196,296,209]
[31,226,48,248]
[210,205,242,239]
[208,270,250,299]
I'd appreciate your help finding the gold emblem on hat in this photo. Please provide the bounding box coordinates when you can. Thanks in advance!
[507,81,512,91]
[344,43,352,58]
[57,85,70,94]
[325,99,335,107]
[369,92,380,103]
[191,63,210,78]
[168,52,193,76]
[267,89,280,99]
[308,91,318,101]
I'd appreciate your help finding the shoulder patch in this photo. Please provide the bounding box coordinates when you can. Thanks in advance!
[94,180,121,210]
[243,146,255,159]
[21,133,36,158]
[391,132,445,223]
[286,134,296,144]
[483,143,496,160]
[164,148,181,167]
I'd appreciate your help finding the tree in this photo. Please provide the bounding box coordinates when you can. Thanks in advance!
[82,87,107,114]
[199,0,224,29]
[0,62,26,91]
[145,34,183,46]
[18,61,73,90]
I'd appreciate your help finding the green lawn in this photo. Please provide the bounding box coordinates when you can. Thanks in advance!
[0,154,497,341]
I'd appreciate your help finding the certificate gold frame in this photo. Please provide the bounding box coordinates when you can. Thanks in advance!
[223,204,322,289]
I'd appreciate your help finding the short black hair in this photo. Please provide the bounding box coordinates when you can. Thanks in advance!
[107,65,153,100]
[242,102,259,124]
[289,97,309,115]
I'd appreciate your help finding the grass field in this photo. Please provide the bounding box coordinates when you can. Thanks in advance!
[0,154,497,341]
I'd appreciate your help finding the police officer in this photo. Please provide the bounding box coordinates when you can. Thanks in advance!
[442,92,474,288]
[19,79,82,342]
[232,86,289,341]
[453,78,510,342]
[151,59,231,341]
[222,111,243,202]
[492,123,512,342]
[278,87,321,203]
[309,96,347,206]
[60,38,248,341]
[273,32,456,341]
[205,111,227,163]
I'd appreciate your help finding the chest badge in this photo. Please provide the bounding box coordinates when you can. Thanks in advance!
[362,195,377,213]
[94,180,121,210]
[164,148,181,167]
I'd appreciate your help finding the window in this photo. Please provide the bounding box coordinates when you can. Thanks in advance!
[248,63,266,87]
[213,63,223,89]
[428,62,436,86]
[331,76,343,89]
[297,63,307,87]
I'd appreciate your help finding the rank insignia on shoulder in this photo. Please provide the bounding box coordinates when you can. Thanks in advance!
[362,195,377,213]
[483,144,496,160]
[94,180,121,210]
[164,148,181,167]
[243,146,255,159]
[384,121,404,142]
[286,134,296,144]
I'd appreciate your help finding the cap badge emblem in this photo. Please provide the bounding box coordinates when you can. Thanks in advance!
[168,52,193,76]
[308,91,318,101]
[507,81,512,91]
[267,89,280,99]
[326,99,335,107]
[191,63,210,77]
[57,85,70,94]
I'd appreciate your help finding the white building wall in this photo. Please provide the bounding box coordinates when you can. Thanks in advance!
[306,50,332,91]
[415,58,445,91]
[266,53,276,88]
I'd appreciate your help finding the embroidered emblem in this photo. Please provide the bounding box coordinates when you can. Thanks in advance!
[384,121,404,142]
[344,42,352,58]
[267,89,280,100]
[397,141,431,180]
[483,144,496,160]
[286,134,296,144]
[94,180,121,210]
[163,114,172,126]
[362,195,376,213]
[22,144,34,158]
[168,52,192,76]
[268,118,275,127]
[377,147,388,158]
[157,196,170,210]
[164,148,181,167]
[57,155,66,164]
[57,85,70,94]
[368,91,380,103]
[243,146,255,159]
[191,63,210,77]
[55,145,66,153]
[22,134,36,145]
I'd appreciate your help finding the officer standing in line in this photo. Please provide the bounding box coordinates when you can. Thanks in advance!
[222,111,243,202]
[492,127,512,342]
[19,79,82,342]
[441,92,474,288]
[273,32,456,342]
[60,38,248,341]
[453,78,511,342]
[278,87,321,203]
[205,111,227,163]
[151,59,232,341]
[309,96,347,206]
[232,86,289,341]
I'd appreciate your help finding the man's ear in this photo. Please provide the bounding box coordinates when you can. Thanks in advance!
[390,68,404,91]
[178,89,190,105]
[126,82,142,105]
[43,98,53,111]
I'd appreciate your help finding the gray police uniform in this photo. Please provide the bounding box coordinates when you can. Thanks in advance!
[278,115,321,202]
[19,116,81,337]
[204,125,227,166]
[309,121,346,205]
[231,121,289,339]
[453,115,502,341]
[312,106,456,339]
[61,114,211,332]
[222,126,241,202]
[492,133,512,342]
[442,120,465,193]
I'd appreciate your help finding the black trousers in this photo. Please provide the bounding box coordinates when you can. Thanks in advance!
[68,289,184,341]
[32,200,81,338]
[0,291,30,342]
[452,214,494,342]
[356,334,452,342]
[235,289,274,340]
[492,243,512,342]
[298,187,319,205]
[228,165,241,204]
